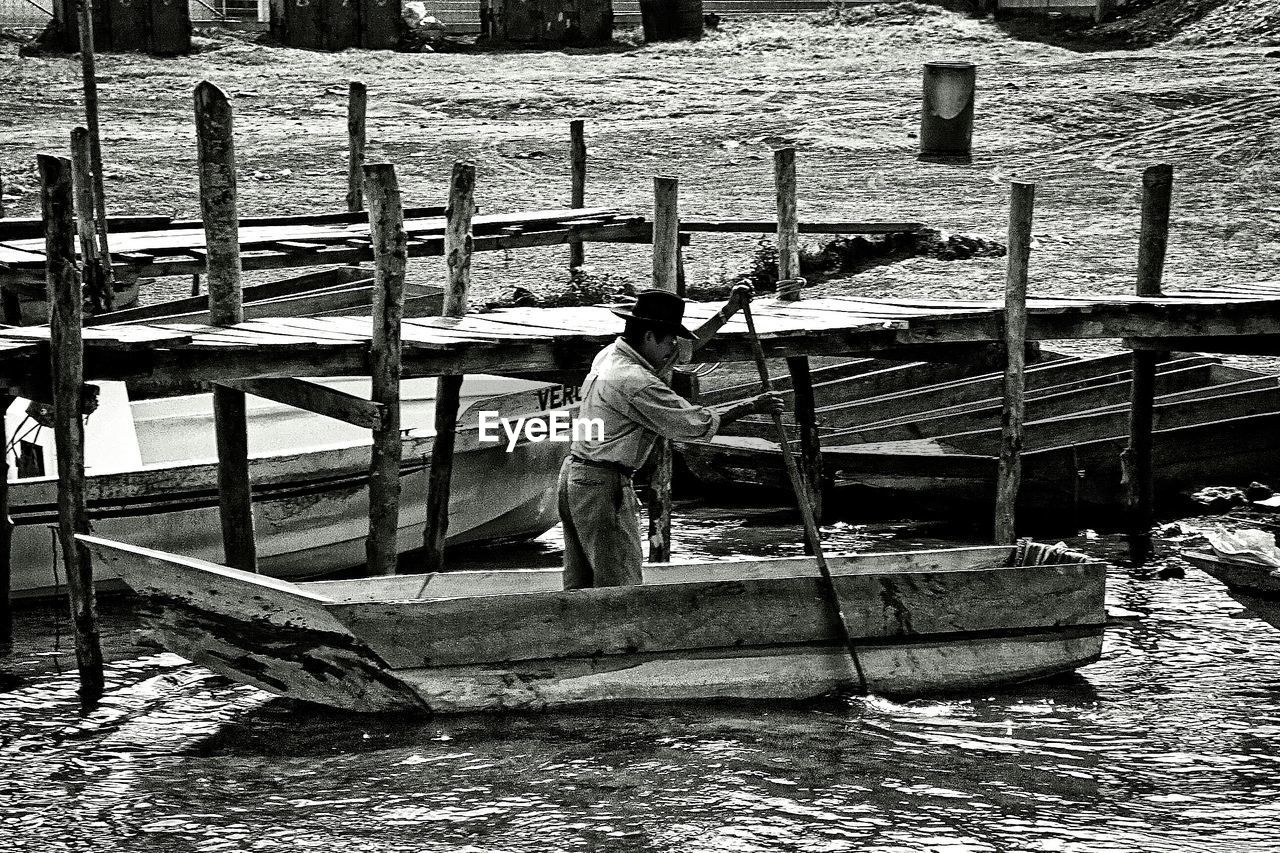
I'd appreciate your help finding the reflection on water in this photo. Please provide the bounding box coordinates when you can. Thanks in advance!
[3,506,1280,851]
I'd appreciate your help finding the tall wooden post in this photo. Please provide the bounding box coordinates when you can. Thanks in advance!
[70,128,107,313]
[40,154,103,699]
[774,147,822,526]
[569,119,587,270]
[645,176,680,563]
[74,0,113,310]
[423,162,475,574]
[195,81,256,572]
[1125,164,1173,565]
[346,81,367,213]
[363,163,406,576]
[0,395,13,646]
[994,181,1035,545]
[774,147,801,301]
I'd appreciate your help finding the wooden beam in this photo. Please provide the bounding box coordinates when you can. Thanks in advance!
[680,220,923,234]
[41,153,104,699]
[774,147,801,301]
[74,0,114,310]
[364,163,407,577]
[423,162,475,575]
[217,377,386,430]
[569,119,586,270]
[347,82,367,213]
[196,80,256,573]
[995,181,1034,545]
[70,127,110,312]
[648,175,681,563]
[1125,163,1173,565]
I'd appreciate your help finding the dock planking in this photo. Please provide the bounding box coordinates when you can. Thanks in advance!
[2,289,1280,393]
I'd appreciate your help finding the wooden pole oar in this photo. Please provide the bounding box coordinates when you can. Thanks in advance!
[740,299,868,695]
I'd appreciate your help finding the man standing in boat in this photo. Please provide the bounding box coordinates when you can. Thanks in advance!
[560,287,783,589]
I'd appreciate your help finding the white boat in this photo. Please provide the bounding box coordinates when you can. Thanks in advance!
[6,375,579,597]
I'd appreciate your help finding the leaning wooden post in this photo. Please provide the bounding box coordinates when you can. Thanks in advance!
[646,176,680,563]
[994,181,1035,545]
[1125,163,1173,565]
[70,127,107,313]
[568,119,587,270]
[0,394,13,646]
[363,163,407,576]
[346,81,367,213]
[195,81,256,572]
[74,0,114,310]
[422,162,475,575]
[40,153,103,698]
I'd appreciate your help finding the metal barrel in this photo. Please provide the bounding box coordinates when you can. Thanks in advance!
[920,61,977,157]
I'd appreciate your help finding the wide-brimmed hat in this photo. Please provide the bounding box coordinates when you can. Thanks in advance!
[610,289,696,339]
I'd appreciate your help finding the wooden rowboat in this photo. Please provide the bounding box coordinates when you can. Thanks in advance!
[1183,550,1280,632]
[83,535,1107,713]
[680,351,1280,523]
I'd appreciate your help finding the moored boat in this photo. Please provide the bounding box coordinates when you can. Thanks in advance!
[6,374,579,597]
[83,535,1107,713]
[1183,550,1280,632]
[680,351,1280,523]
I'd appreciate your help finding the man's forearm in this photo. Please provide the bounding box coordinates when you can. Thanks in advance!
[715,399,761,427]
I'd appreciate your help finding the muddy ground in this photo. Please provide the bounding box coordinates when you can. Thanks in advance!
[1,4,1278,359]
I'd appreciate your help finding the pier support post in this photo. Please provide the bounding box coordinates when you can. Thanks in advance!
[647,176,680,563]
[422,162,475,575]
[364,163,406,576]
[0,394,12,646]
[994,181,1034,545]
[70,128,108,313]
[774,147,823,525]
[346,81,367,214]
[195,81,256,573]
[74,0,114,311]
[40,153,103,699]
[569,119,586,270]
[1125,164,1173,565]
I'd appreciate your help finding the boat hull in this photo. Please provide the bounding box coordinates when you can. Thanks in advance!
[84,536,1107,714]
[1184,551,1280,632]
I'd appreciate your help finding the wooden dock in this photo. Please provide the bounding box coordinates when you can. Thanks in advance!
[3,287,1280,394]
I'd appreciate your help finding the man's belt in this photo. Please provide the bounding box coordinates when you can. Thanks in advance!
[570,455,636,479]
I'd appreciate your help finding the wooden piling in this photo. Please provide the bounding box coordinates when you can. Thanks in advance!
[646,176,681,562]
[346,81,367,214]
[195,81,256,572]
[774,147,801,301]
[0,394,12,646]
[1125,163,1173,565]
[74,0,114,310]
[70,127,107,313]
[40,153,103,698]
[994,181,1035,545]
[363,163,407,576]
[569,119,587,270]
[423,162,475,575]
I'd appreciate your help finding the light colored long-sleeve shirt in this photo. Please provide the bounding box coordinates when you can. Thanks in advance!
[571,338,721,471]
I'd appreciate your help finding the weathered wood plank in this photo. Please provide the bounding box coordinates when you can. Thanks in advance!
[327,560,1105,668]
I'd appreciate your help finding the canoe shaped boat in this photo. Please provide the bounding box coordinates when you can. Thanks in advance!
[680,352,1280,522]
[6,374,580,597]
[1183,550,1280,632]
[83,535,1107,713]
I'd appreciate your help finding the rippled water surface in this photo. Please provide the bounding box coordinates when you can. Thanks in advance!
[4,508,1280,852]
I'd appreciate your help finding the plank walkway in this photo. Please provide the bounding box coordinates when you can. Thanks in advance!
[4,285,1280,393]
[0,208,650,286]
